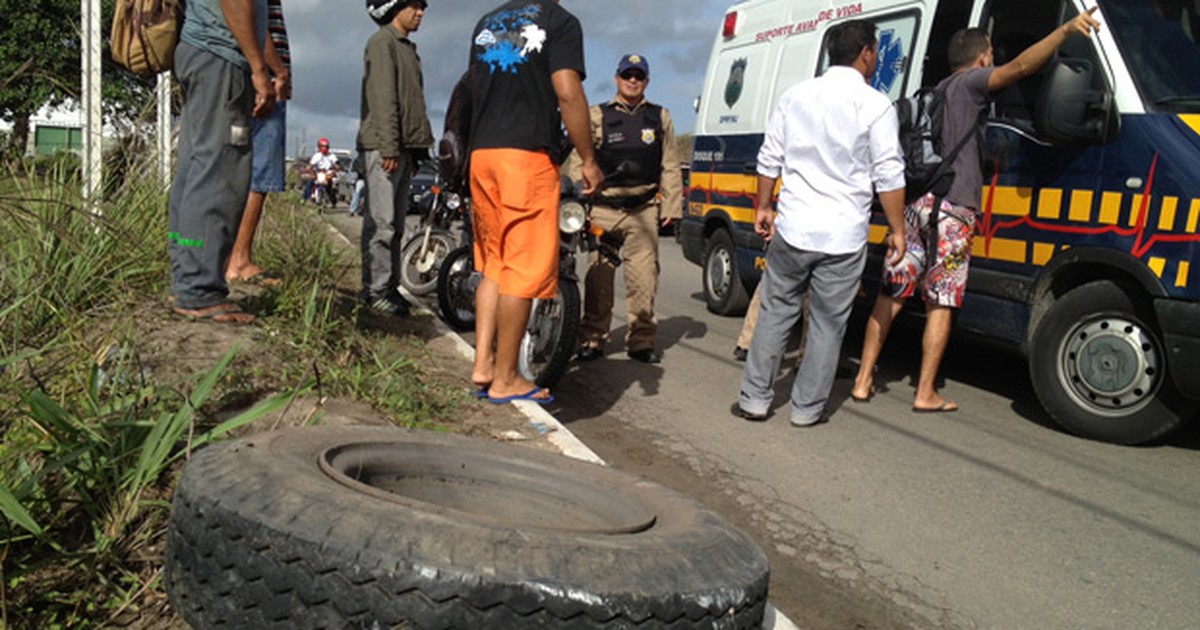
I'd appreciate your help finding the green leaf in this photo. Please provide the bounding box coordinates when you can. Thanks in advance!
[0,481,43,537]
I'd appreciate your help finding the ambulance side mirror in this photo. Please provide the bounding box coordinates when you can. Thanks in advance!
[1033,58,1120,145]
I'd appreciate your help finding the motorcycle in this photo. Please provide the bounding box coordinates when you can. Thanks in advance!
[435,176,623,389]
[311,168,338,210]
[399,175,464,295]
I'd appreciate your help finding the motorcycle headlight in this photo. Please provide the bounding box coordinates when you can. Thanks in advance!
[444,192,461,211]
[559,200,586,233]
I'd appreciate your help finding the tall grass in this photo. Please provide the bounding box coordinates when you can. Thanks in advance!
[0,151,167,355]
[0,133,463,626]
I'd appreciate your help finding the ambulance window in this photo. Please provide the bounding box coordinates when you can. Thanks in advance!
[702,44,772,134]
[923,0,974,87]
[815,13,919,101]
[988,0,1062,128]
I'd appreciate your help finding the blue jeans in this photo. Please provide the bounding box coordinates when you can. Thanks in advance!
[348,178,365,215]
[250,101,286,193]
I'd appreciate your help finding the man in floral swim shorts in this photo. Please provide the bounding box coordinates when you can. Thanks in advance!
[851,10,1101,413]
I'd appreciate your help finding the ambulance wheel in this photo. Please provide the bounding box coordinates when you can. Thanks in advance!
[1030,280,1190,445]
[164,426,770,629]
[703,229,750,316]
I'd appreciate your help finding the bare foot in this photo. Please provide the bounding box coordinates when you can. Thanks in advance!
[173,303,255,325]
[227,264,281,287]
[912,395,958,413]
[850,372,875,402]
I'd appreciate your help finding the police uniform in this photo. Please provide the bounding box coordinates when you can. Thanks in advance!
[575,81,683,360]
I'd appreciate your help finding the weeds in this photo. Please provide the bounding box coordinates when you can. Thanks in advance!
[0,138,461,625]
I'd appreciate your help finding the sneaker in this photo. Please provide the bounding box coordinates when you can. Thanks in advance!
[790,414,828,428]
[577,345,603,362]
[627,348,662,364]
[730,402,768,422]
[367,295,411,317]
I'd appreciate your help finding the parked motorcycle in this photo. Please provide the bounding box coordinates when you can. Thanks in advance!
[436,215,478,333]
[435,176,623,389]
[399,176,463,295]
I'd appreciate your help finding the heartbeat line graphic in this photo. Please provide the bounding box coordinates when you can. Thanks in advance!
[978,152,1200,259]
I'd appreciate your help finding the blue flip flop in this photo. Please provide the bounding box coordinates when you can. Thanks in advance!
[473,387,489,399]
[486,387,554,405]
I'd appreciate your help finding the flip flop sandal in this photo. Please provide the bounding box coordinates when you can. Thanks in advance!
[173,303,255,325]
[486,387,554,405]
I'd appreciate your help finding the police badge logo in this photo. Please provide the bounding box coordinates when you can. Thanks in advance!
[641,128,657,144]
[725,58,747,108]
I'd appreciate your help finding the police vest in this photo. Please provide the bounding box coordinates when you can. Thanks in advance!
[597,102,664,189]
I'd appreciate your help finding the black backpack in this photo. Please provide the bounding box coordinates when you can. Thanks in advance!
[894,82,979,204]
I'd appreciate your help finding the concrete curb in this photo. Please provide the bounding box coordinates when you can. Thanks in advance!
[327,222,799,630]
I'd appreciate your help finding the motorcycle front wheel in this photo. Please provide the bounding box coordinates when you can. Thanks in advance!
[436,244,478,332]
[400,230,457,296]
[518,277,580,389]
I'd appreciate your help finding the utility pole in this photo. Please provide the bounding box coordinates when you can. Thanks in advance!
[157,73,172,187]
[81,0,103,204]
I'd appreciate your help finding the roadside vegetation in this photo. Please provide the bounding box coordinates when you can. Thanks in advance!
[0,138,462,626]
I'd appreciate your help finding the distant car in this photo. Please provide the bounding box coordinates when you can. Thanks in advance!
[409,161,438,213]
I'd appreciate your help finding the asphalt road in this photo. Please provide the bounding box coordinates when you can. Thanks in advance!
[331,208,1200,629]
[546,236,1200,630]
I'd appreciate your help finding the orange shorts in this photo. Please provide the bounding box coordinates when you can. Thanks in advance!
[469,148,561,300]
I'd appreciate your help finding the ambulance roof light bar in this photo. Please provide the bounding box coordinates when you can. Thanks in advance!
[723,11,740,39]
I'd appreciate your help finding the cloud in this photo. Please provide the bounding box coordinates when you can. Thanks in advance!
[282,0,730,155]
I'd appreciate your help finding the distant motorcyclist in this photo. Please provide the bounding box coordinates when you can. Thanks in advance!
[308,137,339,203]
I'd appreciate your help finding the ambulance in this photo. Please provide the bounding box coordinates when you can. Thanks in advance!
[678,0,1200,444]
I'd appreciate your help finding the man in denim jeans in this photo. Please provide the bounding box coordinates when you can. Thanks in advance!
[226,0,291,287]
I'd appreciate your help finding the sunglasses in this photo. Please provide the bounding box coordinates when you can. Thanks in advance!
[619,71,647,82]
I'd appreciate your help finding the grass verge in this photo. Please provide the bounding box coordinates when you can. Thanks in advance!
[0,150,469,627]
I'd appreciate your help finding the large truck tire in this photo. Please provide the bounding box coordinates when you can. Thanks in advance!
[165,426,769,629]
[1029,280,1191,445]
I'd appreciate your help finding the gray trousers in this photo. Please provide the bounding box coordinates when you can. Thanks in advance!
[168,42,253,310]
[360,150,413,300]
[739,239,866,424]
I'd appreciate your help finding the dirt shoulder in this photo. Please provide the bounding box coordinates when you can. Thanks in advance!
[121,210,562,628]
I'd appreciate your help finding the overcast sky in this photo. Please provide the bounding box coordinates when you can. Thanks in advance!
[280,0,731,157]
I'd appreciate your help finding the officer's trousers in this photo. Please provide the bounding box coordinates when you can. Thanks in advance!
[580,202,660,353]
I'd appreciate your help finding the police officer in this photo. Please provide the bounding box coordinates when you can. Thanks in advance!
[575,54,683,364]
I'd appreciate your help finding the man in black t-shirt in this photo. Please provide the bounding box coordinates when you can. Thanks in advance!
[466,0,603,404]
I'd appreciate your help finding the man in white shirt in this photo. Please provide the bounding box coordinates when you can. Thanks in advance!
[308,137,339,202]
[732,19,907,427]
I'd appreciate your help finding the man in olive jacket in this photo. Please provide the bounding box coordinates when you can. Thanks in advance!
[357,0,435,316]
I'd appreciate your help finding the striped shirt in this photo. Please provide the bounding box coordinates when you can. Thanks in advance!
[267,0,290,70]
